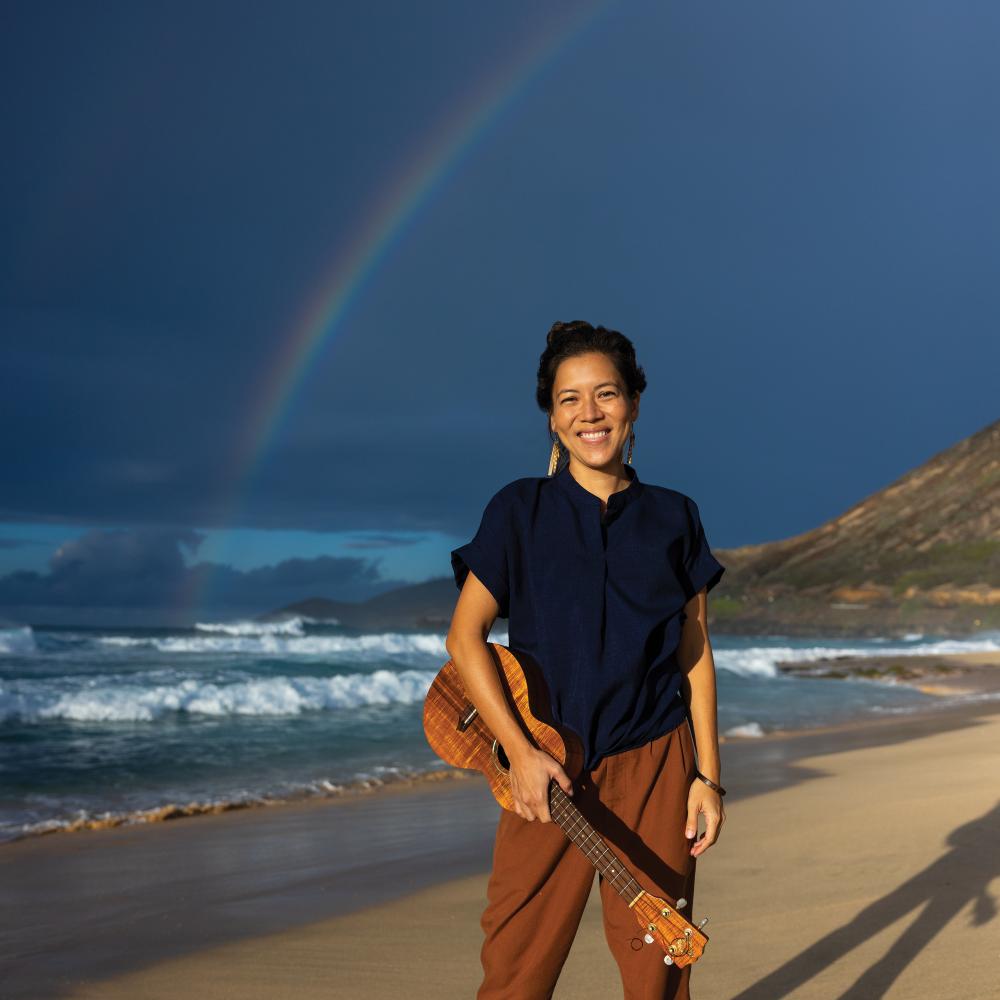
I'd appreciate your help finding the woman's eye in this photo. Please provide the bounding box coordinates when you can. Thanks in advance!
[561,392,616,404]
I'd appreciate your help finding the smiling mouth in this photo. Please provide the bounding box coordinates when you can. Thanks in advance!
[577,428,611,442]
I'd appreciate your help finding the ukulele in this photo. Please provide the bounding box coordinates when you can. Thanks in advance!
[422,641,709,968]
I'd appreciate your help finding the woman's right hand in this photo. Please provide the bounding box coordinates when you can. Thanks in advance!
[507,745,575,822]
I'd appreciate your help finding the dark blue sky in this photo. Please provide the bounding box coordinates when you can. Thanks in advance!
[2,0,997,623]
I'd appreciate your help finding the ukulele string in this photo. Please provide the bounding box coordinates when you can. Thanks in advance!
[550,788,697,946]
[551,801,637,900]
[549,786,640,900]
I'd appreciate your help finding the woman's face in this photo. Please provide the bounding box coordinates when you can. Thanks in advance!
[549,351,639,473]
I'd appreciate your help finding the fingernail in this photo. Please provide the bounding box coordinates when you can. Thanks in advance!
[685,828,695,838]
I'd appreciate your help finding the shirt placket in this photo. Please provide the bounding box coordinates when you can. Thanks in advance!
[588,500,609,656]
[597,495,624,653]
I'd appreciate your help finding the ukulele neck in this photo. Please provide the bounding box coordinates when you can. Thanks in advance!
[548,784,643,906]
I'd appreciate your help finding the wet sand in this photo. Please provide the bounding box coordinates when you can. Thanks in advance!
[2,651,999,999]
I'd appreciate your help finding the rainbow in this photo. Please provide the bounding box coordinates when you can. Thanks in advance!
[185,0,614,617]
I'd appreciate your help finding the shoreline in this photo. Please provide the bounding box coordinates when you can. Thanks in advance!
[776,649,1000,697]
[5,650,999,847]
[2,655,1000,997]
[0,659,994,997]
[2,762,484,843]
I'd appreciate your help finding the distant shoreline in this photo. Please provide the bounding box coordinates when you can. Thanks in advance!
[776,649,1000,697]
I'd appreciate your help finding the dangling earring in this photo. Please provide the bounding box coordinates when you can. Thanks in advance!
[626,427,635,465]
[547,434,561,476]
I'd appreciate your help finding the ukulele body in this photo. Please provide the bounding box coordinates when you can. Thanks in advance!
[423,642,586,811]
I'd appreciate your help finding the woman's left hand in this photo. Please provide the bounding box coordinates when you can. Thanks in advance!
[685,781,725,857]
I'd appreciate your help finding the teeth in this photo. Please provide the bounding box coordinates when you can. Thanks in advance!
[579,430,609,440]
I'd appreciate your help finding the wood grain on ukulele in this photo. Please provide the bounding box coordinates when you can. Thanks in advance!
[423,642,710,968]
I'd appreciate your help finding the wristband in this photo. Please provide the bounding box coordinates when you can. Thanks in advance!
[695,771,726,796]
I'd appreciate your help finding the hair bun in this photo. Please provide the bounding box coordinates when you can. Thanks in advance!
[546,320,591,349]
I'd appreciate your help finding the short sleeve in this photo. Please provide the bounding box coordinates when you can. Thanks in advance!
[680,495,726,601]
[450,490,511,619]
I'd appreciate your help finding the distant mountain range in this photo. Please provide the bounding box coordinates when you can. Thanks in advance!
[264,417,1000,638]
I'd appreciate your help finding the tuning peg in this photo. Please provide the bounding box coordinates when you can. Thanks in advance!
[676,897,687,908]
[663,955,674,966]
[697,916,709,931]
[644,933,654,944]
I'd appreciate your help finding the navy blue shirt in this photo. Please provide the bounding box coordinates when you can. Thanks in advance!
[450,462,725,771]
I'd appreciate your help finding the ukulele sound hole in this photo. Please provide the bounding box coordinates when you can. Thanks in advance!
[492,739,511,772]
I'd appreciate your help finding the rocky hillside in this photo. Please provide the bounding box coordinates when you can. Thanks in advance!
[265,417,1000,638]
[714,416,999,635]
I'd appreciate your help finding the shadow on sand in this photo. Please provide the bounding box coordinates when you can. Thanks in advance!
[729,800,1000,999]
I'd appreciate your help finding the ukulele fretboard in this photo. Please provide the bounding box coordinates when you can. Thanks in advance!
[548,784,643,906]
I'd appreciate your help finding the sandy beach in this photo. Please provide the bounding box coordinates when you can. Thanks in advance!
[2,652,999,999]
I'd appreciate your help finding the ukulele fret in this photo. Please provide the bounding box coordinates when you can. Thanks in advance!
[549,787,641,901]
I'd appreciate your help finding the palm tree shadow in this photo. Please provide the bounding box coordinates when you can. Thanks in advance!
[730,800,1000,999]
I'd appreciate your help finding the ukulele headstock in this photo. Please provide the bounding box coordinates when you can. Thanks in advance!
[631,891,708,968]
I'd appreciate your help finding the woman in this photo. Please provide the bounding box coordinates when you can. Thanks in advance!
[445,321,726,1000]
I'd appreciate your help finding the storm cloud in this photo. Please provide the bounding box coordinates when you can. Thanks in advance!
[3,2,998,624]
[0,527,400,623]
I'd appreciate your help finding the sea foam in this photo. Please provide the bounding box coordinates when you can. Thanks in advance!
[724,722,765,738]
[96,629,454,659]
[0,626,36,655]
[713,634,1000,680]
[194,617,312,636]
[0,668,437,723]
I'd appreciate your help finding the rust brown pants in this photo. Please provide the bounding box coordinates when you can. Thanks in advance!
[478,718,698,999]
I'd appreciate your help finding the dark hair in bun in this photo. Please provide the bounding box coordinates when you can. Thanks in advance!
[535,320,646,413]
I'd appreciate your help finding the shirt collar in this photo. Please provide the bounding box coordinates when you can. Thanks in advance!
[553,461,643,517]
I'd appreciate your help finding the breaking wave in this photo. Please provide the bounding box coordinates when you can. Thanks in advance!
[96,629,452,659]
[0,668,436,723]
[0,626,36,655]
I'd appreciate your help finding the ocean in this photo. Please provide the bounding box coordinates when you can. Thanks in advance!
[2,618,998,843]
